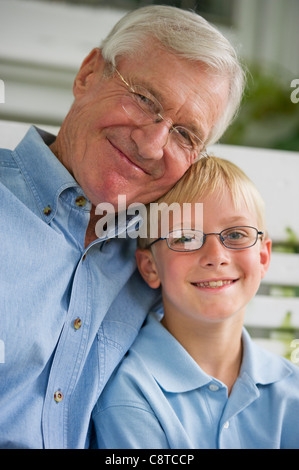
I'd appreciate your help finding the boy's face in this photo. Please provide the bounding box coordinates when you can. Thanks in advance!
[136,188,271,326]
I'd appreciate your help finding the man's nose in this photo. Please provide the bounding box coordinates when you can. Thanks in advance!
[130,121,171,160]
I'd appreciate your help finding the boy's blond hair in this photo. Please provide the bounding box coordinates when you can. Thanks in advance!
[138,156,266,249]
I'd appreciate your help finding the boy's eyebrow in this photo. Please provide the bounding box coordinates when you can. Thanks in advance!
[218,216,253,227]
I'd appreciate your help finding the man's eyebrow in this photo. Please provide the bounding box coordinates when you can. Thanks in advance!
[129,75,165,103]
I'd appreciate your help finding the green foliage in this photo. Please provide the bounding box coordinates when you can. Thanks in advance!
[221,64,299,151]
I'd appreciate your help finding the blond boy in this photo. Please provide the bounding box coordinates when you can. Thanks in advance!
[93,157,299,449]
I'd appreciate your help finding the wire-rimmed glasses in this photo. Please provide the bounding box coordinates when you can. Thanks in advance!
[114,68,207,163]
[148,226,264,252]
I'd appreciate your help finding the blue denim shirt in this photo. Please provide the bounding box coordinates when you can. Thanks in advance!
[0,126,160,448]
[94,313,299,449]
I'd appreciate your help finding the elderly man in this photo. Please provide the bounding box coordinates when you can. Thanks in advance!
[0,6,244,448]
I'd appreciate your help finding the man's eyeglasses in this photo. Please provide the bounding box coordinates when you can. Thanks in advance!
[147,226,264,252]
[114,68,207,163]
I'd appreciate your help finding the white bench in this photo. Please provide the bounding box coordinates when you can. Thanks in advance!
[1,120,299,362]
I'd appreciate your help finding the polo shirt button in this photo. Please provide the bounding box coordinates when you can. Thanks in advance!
[74,318,82,330]
[209,383,219,392]
[223,421,230,429]
[75,196,87,207]
[54,390,63,403]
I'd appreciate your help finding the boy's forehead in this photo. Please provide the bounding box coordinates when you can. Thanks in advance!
[154,189,260,237]
[158,202,204,237]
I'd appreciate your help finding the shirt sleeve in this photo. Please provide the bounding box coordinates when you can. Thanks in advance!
[92,403,170,449]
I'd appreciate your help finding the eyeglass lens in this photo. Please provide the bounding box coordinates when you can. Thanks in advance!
[119,82,204,160]
[167,227,259,252]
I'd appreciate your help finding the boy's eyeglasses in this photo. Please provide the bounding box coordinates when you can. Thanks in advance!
[147,226,264,252]
[114,68,207,163]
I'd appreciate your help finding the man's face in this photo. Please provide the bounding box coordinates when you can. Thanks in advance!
[56,43,229,208]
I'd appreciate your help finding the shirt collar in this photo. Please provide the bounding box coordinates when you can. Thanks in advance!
[12,126,78,223]
[133,313,293,393]
[240,328,293,385]
[132,313,213,392]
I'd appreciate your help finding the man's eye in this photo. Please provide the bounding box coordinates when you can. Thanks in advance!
[131,90,160,115]
[179,129,192,142]
[174,127,195,148]
[136,93,151,104]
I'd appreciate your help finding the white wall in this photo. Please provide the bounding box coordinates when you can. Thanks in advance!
[0,0,126,124]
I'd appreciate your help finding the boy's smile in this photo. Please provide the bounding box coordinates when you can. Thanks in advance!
[191,278,238,289]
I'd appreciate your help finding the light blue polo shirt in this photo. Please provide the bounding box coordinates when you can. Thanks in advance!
[93,313,299,449]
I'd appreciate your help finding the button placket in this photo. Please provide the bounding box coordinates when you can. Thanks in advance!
[42,254,91,448]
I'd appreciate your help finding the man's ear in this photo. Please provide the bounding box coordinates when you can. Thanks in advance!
[73,47,104,96]
[260,237,272,279]
[135,249,161,289]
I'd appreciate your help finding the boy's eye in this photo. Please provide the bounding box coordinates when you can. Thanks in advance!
[173,235,194,244]
[226,230,249,240]
[169,230,202,251]
[222,227,252,246]
[227,231,245,239]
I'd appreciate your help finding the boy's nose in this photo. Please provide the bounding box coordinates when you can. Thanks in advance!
[199,234,231,267]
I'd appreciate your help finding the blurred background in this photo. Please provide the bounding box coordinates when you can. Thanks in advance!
[0,0,299,151]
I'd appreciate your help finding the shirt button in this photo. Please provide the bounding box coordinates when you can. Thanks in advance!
[223,421,230,429]
[75,196,87,207]
[209,383,219,392]
[43,206,52,216]
[54,390,63,403]
[74,318,82,330]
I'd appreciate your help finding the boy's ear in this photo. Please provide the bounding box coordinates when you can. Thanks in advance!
[73,47,104,96]
[135,249,161,289]
[260,237,272,279]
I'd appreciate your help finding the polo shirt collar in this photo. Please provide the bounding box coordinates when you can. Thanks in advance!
[12,126,78,223]
[240,328,292,385]
[134,313,293,393]
[133,313,213,392]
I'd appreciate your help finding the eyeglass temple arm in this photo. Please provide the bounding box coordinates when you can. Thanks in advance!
[258,231,264,239]
[147,237,164,249]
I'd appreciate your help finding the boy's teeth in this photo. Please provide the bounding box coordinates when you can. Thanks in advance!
[196,280,233,288]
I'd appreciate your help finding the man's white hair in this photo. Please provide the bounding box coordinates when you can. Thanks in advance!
[100,5,246,147]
